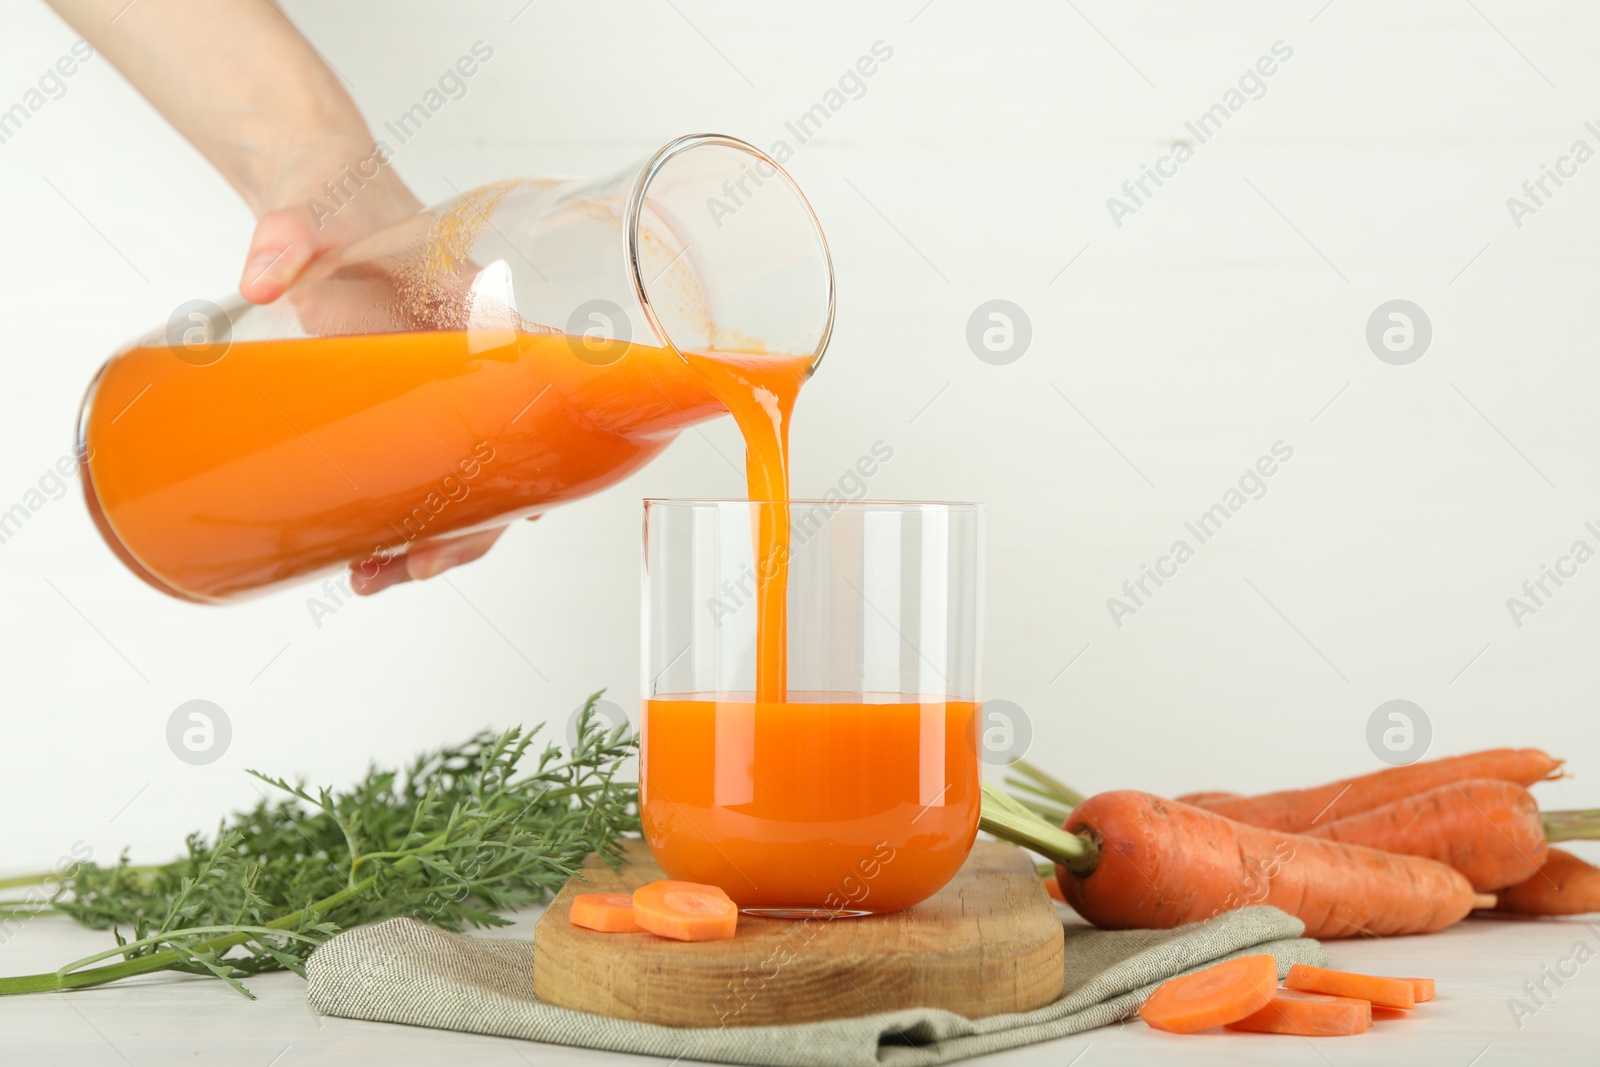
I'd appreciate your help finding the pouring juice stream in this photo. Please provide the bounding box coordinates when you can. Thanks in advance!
[680,350,808,703]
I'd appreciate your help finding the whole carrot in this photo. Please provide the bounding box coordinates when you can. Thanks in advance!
[1494,848,1600,916]
[981,787,1486,939]
[1190,749,1562,832]
[1304,779,1547,891]
[1028,767,1593,892]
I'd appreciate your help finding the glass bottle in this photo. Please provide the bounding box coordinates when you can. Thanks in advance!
[75,134,835,602]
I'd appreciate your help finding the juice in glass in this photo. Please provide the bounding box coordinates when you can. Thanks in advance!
[642,694,979,913]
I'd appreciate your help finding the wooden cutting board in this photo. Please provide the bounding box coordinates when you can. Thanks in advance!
[533,839,1064,1028]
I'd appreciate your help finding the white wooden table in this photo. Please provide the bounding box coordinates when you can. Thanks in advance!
[2,905,1596,1066]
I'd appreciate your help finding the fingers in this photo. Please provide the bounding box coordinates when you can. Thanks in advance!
[348,553,410,596]
[238,208,319,304]
[406,526,506,582]
[348,527,508,597]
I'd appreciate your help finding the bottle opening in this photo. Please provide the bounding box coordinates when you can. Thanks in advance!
[624,134,835,373]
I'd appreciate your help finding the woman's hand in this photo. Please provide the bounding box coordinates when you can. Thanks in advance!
[350,526,512,596]
[45,1,422,304]
[48,0,511,593]
[238,133,421,305]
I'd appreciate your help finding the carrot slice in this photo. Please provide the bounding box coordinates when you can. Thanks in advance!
[569,893,639,933]
[1396,976,1435,1003]
[1284,963,1415,1009]
[1138,954,1278,1034]
[1372,1006,1411,1021]
[632,880,739,942]
[1043,877,1066,903]
[1226,988,1373,1036]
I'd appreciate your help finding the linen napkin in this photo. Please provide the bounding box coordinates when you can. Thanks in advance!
[305,905,1325,1066]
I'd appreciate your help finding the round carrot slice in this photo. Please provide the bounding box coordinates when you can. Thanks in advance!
[1226,988,1372,1036]
[569,893,639,933]
[632,880,739,942]
[1138,954,1278,1034]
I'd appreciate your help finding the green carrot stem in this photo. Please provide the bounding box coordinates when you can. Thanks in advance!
[1007,760,1086,808]
[0,829,459,996]
[0,865,162,892]
[1005,778,1077,810]
[0,936,252,995]
[979,783,1097,876]
[1006,792,1073,825]
[0,874,56,891]
[55,926,326,976]
[1543,808,1600,842]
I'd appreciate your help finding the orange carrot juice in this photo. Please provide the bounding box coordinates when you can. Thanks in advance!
[80,329,726,601]
[641,695,980,913]
[640,355,981,913]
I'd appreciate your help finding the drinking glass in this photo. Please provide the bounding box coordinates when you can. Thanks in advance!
[641,500,983,916]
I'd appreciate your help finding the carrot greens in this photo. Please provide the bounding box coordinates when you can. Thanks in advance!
[0,695,637,998]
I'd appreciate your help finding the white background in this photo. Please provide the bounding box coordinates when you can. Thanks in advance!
[2,0,1598,894]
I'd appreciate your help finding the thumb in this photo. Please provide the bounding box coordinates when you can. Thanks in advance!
[239,207,319,305]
